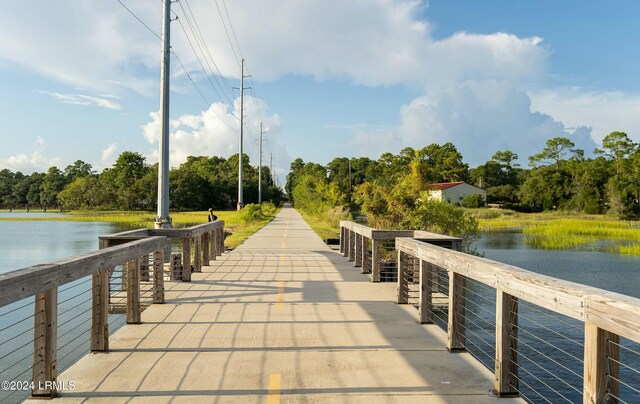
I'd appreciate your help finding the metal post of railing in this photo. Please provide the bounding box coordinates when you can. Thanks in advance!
[495,291,518,396]
[31,288,57,398]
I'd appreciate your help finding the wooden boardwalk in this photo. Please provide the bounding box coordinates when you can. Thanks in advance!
[31,206,517,403]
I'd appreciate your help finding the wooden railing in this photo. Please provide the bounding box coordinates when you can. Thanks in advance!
[395,237,640,402]
[339,221,461,281]
[0,220,225,400]
[0,237,167,398]
[99,220,225,282]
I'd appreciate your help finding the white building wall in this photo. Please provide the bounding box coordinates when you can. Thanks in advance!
[441,183,486,203]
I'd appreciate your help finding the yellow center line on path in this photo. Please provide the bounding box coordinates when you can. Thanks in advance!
[277,281,285,308]
[267,373,281,404]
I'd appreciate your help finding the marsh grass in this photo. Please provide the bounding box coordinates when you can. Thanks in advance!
[0,209,279,250]
[473,208,640,254]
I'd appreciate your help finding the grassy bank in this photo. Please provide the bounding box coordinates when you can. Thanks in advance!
[298,210,341,241]
[0,209,279,250]
[471,208,640,255]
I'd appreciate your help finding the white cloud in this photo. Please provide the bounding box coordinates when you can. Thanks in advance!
[0,1,547,94]
[353,81,597,166]
[142,96,289,171]
[530,88,640,145]
[100,143,118,168]
[40,91,122,110]
[0,138,64,173]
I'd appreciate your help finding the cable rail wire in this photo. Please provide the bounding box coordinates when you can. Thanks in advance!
[340,225,640,403]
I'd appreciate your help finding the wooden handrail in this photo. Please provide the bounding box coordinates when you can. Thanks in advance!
[395,237,640,341]
[395,236,640,401]
[0,237,167,308]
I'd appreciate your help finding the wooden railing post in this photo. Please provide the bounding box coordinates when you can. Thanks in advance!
[203,232,210,265]
[354,233,362,267]
[371,239,381,282]
[92,239,110,352]
[140,254,150,282]
[91,268,110,352]
[495,291,518,396]
[218,227,224,255]
[339,227,345,254]
[361,237,369,274]
[182,237,192,282]
[126,258,141,324]
[194,235,202,272]
[447,271,466,351]
[153,250,165,304]
[349,231,356,262]
[418,260,433,324]
[397,251,409,304]
[584,322,619,403]
[32,288,57,398]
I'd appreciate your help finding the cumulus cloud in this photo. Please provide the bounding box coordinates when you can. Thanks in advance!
[353,81,597,166]
[100,143,118,168]
[0,138,64,173]
[530,88,640,145]
[142,96,289,171]
[39,90,122,110]
[0,1,548,94]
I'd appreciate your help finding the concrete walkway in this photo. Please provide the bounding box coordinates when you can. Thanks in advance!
[35,206,518,403]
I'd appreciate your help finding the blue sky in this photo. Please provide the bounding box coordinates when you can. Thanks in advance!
[1,1,640,185]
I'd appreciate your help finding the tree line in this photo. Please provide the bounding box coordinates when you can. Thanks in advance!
[287,131,640,219]
[0,152,283,211]
[285,131,640,250]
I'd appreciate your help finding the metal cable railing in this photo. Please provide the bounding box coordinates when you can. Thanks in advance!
[392,235,640,402]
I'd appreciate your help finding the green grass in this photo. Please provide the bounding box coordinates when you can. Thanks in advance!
[298,210,341,241]
[471,208,640,254]
[0,209,279,250]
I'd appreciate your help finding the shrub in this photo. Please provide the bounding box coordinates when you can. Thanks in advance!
[240,203,263,223]
[462,194,486,208]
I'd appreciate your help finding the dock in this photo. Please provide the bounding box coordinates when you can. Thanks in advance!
[27,206,511,402]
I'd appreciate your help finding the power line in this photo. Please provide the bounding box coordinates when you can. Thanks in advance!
[221,0,244,60]
[114,0,161,40]
[180,0,236,101]
[174,9,233,105]
[214,0,241,67]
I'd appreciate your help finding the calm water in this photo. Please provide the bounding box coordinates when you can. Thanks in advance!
[0,220,638,402]
[0,215,126,273]
[0,216,128,404]
[477,232,640,298]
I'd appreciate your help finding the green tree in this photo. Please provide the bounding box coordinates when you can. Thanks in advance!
[529,137,578,169]
[40,167,67,208]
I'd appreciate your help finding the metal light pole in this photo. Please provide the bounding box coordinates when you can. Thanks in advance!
[155,0,171,229]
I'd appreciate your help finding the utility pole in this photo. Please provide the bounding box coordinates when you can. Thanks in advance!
[270,152,273,186]
[236,59,250,211]
[258,122,267,204]
[155,0,172,229]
